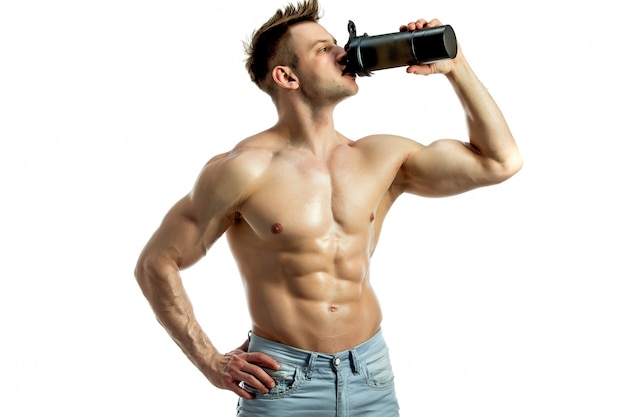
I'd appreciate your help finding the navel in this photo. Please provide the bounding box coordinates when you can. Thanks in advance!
[328,305,338,313]
[271,223,284,234]
[370,212,375,222]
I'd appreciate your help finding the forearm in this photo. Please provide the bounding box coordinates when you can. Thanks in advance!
[446,59,520,167]
[135,256,218,375]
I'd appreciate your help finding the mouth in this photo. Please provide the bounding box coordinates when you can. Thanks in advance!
[342,70,356,78]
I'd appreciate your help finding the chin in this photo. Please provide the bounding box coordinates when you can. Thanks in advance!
[342,77,358,93]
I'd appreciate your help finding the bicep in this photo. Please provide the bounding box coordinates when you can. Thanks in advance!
[143,194,231,270]
[139,148,264,271]
[397,138,494,197]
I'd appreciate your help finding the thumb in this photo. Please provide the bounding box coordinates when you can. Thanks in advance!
[407,64,435,76]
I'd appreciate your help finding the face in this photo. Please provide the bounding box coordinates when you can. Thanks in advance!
[286,22,358,104]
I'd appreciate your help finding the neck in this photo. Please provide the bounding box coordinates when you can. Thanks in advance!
[274,98,344,157]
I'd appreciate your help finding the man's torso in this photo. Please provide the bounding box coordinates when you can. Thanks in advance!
[223,130,414,353]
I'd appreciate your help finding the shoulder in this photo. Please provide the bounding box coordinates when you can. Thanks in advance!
[205,138,274,179]
[356,133,424,150]
[353,133,425,164]
[352,134,437,197]
[191,132,280,207]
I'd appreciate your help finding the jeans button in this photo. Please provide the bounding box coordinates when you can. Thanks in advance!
[334,357,341,366]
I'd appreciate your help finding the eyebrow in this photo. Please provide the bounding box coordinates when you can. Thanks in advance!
[310,38,338,49]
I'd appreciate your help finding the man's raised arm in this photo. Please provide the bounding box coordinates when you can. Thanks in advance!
[396,19,523,197]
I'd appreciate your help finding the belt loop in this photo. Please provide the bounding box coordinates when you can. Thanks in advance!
[305,352,317,380]
[349,349,361,375]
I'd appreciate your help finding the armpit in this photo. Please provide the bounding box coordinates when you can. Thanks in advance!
[464,142,482,154]
[229,211,243,224]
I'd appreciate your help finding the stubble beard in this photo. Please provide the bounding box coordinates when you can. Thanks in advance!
[301,77,358,109]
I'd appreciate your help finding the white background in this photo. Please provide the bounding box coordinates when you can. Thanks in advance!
[1,0,624,416]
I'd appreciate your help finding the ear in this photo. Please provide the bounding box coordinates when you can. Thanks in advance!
[271,66,299,91]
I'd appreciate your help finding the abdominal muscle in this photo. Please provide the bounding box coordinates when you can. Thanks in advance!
[248,271,383,354]
[227,224,384,354]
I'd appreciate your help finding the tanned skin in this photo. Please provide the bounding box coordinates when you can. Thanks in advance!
[135,19,522,400]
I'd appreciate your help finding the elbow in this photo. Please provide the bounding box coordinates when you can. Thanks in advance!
[134,249,179,296]
[497,152,523,184]
[506,146,524,176]
[502,151,523,179]
[134,251,165,295]
[134,254,152,294]
[483,149,523,186]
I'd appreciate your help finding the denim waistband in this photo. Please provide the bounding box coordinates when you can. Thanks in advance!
[247,329,386,370]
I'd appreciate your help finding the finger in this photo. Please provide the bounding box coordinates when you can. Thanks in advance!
[245,351,280,370]
[406,64,434,76]
[234,364,275,393]
[231,382,255,400]
[426,18,442,28]
[244,362,278,389]
[405,19,428,32]
[415,19,429,30]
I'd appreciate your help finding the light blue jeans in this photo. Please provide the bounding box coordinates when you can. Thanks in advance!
[236,329,400,417]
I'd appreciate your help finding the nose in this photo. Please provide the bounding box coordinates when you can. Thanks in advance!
[336,45,348,65]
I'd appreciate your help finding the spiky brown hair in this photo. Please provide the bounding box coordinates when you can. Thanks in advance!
[244,0,322,95]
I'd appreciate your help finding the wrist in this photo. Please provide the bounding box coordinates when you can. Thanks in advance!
[188,343,221,379]
[445,57,473,83]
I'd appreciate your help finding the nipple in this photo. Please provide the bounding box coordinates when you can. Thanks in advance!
[271,223,284,234]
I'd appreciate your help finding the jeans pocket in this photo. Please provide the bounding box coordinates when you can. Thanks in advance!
[243,364,303,399]
[362,353,395,389]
